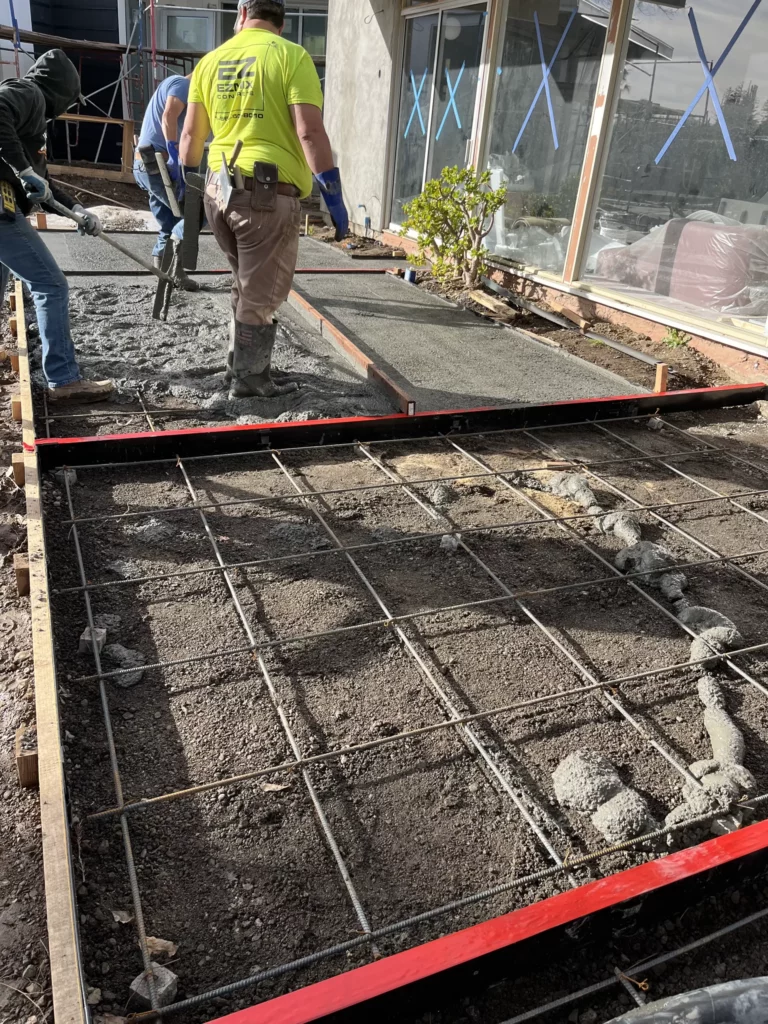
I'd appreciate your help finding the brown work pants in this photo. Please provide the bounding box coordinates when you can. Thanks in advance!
[204,173,300,326]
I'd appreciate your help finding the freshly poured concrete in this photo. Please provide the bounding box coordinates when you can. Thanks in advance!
[41,232,638,411]
[291,239,639,409]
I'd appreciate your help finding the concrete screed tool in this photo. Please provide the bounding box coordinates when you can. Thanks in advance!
[46,198,177,321]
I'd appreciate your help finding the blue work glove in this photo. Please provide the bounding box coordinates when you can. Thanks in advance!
[18,166,51,204]
[166,141,181,183]
[315,168,349,241]
[72,204,102,237]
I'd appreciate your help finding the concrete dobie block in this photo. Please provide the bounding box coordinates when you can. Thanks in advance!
[79,627,107,655]
[129,962,178,1010]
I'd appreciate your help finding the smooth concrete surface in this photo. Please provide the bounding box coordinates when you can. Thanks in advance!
[324,0,399,233]
[293,244,641,410]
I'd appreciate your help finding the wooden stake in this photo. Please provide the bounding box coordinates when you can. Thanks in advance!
[11,394,21,422]
[15,726,39,789]
[654,363,669,394]
[9,316,17,337]
[35,213,48,230]
[11,452,25,487]
[8,291,16,312]
[14,553,30,596]
[9,352,19,374]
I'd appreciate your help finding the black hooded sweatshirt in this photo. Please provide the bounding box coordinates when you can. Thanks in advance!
[0,49,81,216]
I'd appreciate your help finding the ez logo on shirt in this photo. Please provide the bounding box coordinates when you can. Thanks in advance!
[217,56,257,95]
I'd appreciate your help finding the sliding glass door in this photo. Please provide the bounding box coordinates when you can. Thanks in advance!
[391,3,488,225]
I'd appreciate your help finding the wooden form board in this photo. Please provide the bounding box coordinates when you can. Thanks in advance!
[14,280,88,1024]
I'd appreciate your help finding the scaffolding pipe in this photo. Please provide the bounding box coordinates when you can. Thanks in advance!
[8,0,21,77]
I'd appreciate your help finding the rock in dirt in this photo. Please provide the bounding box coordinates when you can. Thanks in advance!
[124,517,177,544]
[440,533,460,554]
[103,644,146,686]
[79,627,107,655]
[94,613,122,632]
[51,467,77,487]
[129,962,178,1010]
[426,482,456,508]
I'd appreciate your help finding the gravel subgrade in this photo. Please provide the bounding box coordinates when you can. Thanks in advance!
[42,413,768,1021]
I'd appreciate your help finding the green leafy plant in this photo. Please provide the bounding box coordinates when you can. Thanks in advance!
[400,166,508,290]
[662,327,691,348]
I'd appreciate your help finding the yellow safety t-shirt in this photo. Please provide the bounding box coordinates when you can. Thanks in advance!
[189,28,323,199]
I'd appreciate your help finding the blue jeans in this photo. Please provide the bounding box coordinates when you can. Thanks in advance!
[133,159,184,258]
[0,213,80,387]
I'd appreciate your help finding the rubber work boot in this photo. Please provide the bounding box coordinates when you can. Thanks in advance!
[48,378,114,402]
[229,320,298,399]
[224,313,235,383]
[153,245,199,292]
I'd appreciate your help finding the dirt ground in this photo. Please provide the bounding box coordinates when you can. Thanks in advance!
[39,405,768,1021]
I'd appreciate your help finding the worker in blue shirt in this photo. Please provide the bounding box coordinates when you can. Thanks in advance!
[134,74,197,290]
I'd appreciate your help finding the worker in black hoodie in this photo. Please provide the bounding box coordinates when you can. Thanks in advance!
[0,49,113,401]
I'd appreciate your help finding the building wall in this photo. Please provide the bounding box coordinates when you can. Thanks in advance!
[324,0,399,233]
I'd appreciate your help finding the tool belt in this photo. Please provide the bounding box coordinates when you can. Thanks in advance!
[137,145,161,175]
[0,180,16,221]
[240,176,300,199]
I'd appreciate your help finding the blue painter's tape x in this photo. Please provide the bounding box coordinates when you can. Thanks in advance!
[513,9,576,154]
[404,68,429,139]
[655,0,763,165]
[435,62,466,141]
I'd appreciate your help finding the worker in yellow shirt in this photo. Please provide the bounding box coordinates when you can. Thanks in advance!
[179,0,348,399]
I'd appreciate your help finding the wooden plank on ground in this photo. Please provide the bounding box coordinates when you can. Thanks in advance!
[550,301,592,331]
[469,289,518,318]
[14,279,88,1024]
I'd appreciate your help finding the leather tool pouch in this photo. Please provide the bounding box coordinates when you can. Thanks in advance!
[0,181,16,221]
[138,145,160,174]
[250,162,278,212]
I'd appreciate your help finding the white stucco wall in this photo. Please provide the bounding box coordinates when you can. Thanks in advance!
[0,0,33,80]
[324,0,399,232]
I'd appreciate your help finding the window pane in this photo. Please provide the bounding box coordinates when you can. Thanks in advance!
[283,15,300,45]
[166,14,209,52]
[426,7,487,185]
[302,14,327,57]
[585,0,768,336]
[221,6,237,42]
[486,2,605,273]
[391,13,439,223]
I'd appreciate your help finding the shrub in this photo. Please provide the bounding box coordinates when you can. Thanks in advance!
[401,166,507,290]
[662,327,691,348]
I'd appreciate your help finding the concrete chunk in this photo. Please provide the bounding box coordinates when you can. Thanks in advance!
[104,644,146,687]
[129,961,178,1010]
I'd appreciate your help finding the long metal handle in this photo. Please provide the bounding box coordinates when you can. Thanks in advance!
[155,152,183,218]
[46,199,172,283]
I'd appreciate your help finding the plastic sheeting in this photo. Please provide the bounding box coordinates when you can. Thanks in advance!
[594,216,768,315]
[606,977,768,1023]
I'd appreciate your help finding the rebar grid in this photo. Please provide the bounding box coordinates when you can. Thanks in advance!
[63,446,732,528]
[61,475,160,1011]
[128,791,768,1021]
[268,450,570,872]
[53,413,768,1019]
[354,442,704,791]
[446,434,768,703]
[54,491,768,598]
[511,430,768,701]
[132,390,377,942]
